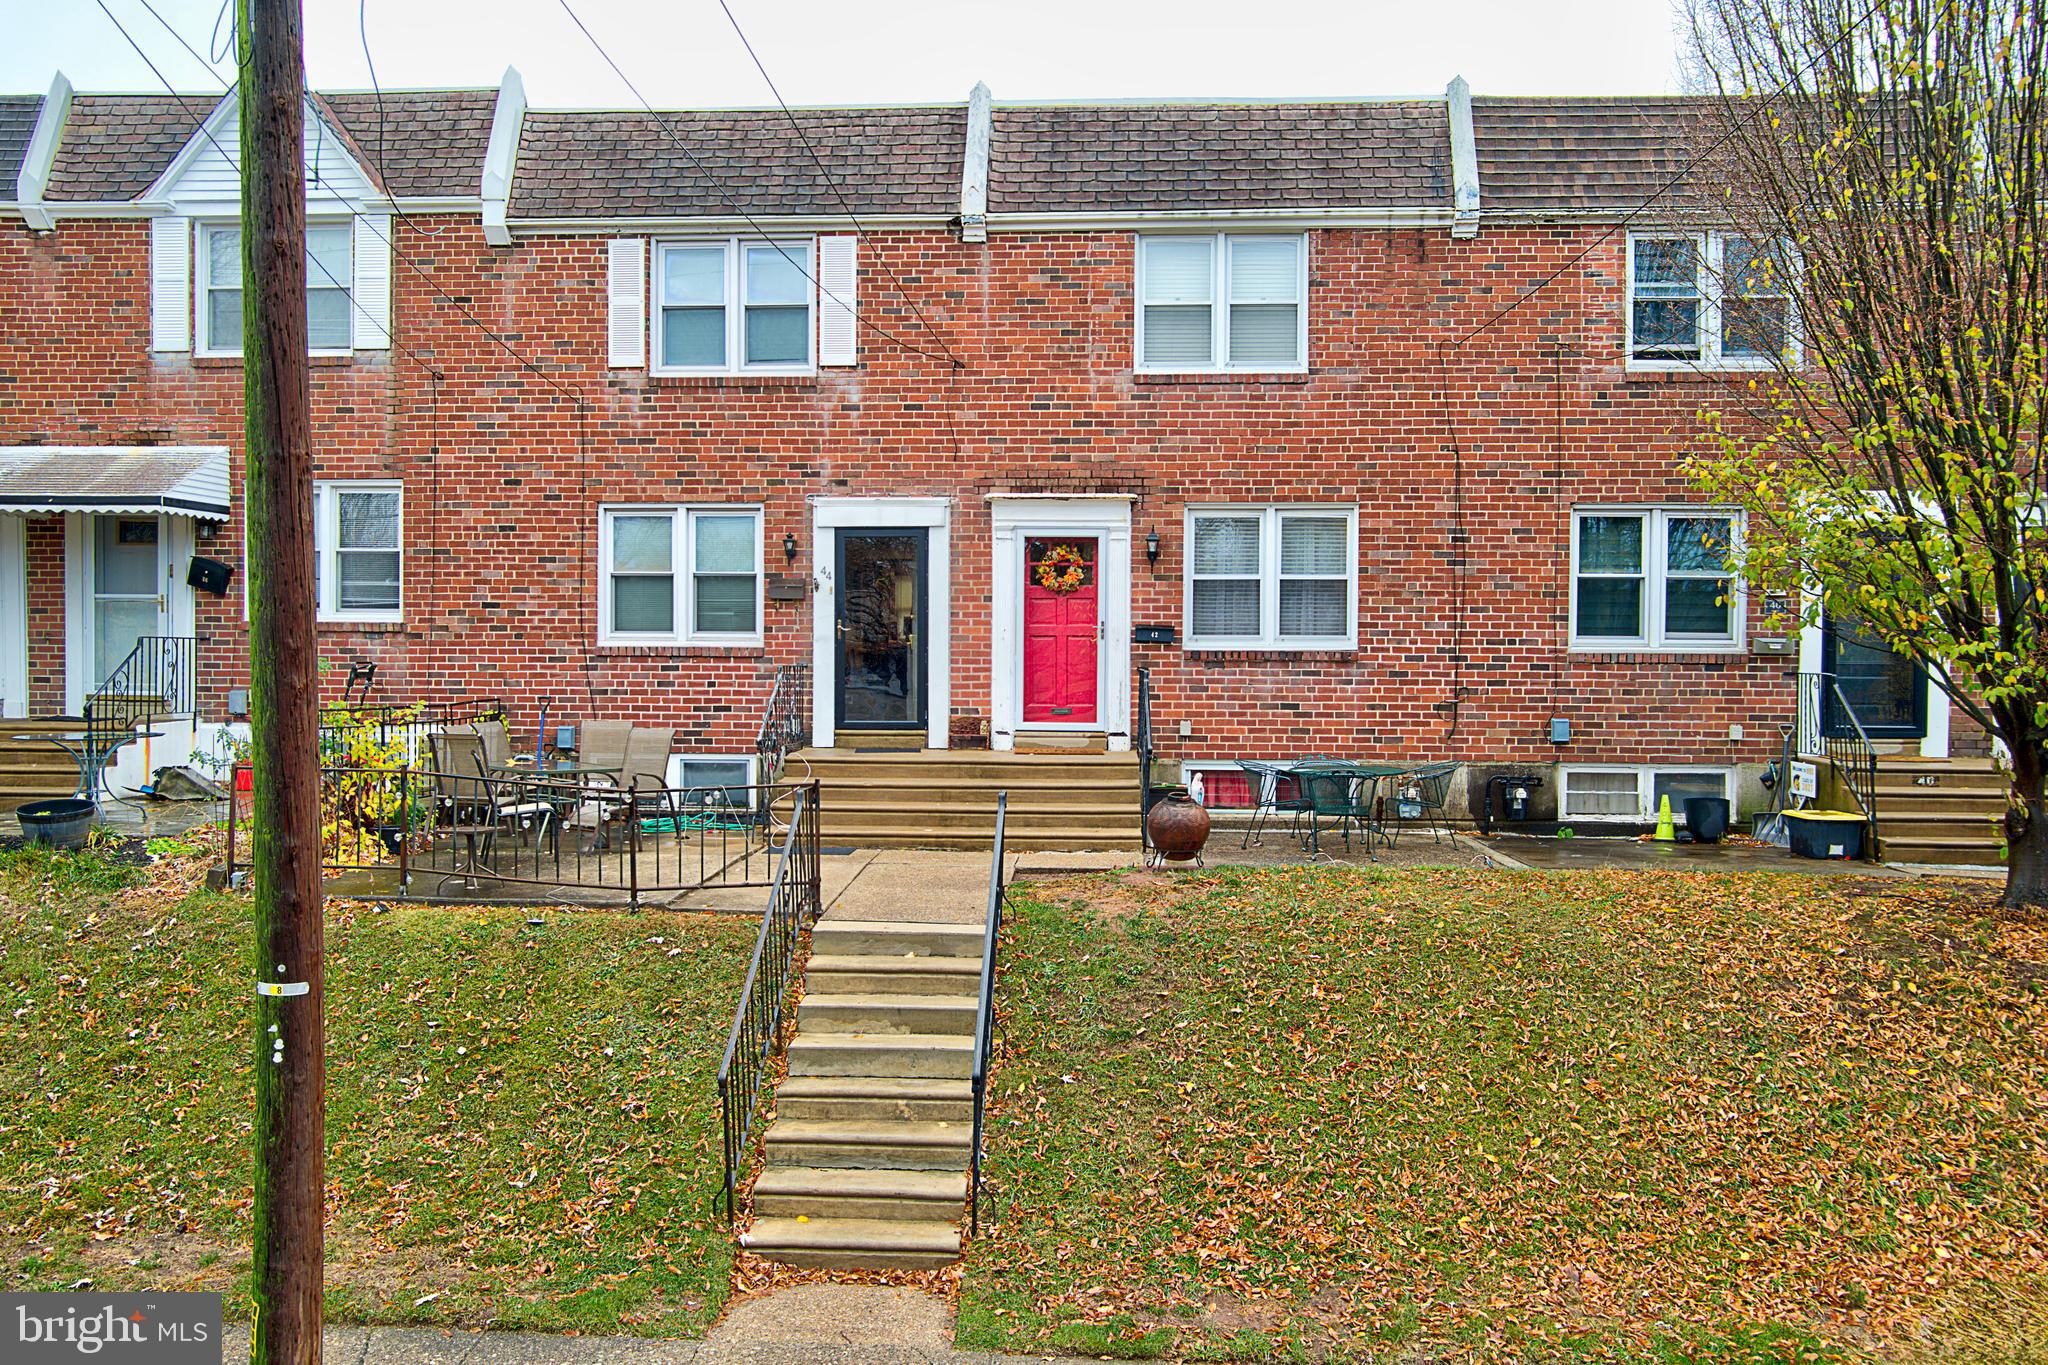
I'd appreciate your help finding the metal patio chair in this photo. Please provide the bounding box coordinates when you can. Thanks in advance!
[1385,762,1458,847]
[1297,765,1377,861]
[1237,759,1313,849]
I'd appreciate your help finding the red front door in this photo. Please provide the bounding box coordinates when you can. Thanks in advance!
[1022,537,1100,724]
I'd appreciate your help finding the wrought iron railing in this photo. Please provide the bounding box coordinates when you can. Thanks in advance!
[82,635,196,798]
[968,791,1008,1237]
[317,697,504,766]
[1135,666,1154,854]
[1796,670,1879,857]
[225,765,813,906]
[755,664,810,781]
[716,783,823,1222]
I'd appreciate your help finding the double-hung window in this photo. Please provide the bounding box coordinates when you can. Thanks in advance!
[655,239,813,374]
[1571,507,1740,650]
[599,505,763,645]
[314,481,402,622]
[1627,231,1797,368]
[1137,234,1306,373]
[1185,506,1355,649]
[199,220,353,356]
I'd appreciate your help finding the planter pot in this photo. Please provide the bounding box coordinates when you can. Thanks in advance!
[1684,796,1731,844]
[17,798,98,851]
[375,824,406,856]
[1146,787,1211,862]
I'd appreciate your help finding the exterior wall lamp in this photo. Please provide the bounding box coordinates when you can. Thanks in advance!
[783,532,799,563]
[1145,530,1161,564]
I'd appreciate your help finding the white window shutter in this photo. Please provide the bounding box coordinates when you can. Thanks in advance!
[607,238,646,368]
[150,215,191,353]
[817,234,857,367]
[352,213,392,350]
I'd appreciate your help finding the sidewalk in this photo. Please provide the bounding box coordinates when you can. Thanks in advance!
[219,1286,1085,1365]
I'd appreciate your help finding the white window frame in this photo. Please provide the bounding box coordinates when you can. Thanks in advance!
[1561,765,1735,824]
[313,480,403,624]
[597,504,764,647]
[1183,505,1357,651]
[1134,232,1309,376]
[196,217,355,359]
[1626,231,1801,371]
[651,237,816,377]
[1569,506,1744,652]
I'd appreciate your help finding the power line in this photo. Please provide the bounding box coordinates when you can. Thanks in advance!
[553,0,964,370]
[1447,0,1887,351]
[712,0,967,372]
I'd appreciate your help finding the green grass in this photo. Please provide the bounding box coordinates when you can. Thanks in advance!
[0,843,758,1336]
[959,867,2048,1362]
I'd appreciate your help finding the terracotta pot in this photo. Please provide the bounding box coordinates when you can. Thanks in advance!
[1146,788,1211,862]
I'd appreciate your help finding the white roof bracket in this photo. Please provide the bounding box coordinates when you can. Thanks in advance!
[959,81,990,244]
[17,71,74,233]
[480,66,527,247]
[1447,75,1481,239]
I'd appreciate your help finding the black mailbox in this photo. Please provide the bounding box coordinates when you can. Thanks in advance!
[187,555,234,596]
[1133,624,1176,644]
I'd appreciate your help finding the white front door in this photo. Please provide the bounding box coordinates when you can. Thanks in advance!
[0,516,25,717]
[90,515,164,690]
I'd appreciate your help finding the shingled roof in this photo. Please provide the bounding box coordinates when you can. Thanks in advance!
[44,92,211,201]
[1471,96,1716,213]
[0,95,39,202]
[987,102,1451,214]
[512,106,965,219]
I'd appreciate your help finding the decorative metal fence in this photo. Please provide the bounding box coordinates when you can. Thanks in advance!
[316,697,505,766]
[225,763,814,905]
[755,664,810,780]
[715,784,823,1221]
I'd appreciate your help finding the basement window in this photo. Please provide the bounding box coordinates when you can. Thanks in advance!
[1561,766,1734,823]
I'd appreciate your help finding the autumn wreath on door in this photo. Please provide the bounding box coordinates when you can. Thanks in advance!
[1032,543,1091,593]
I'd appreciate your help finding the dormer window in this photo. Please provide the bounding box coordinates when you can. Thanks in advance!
[197,219,355,357]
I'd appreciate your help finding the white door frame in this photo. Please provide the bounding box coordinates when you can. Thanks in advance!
[1798,613,1948,759]
[990,495,1133,753]
[0,516,26,718]
[811,497,951,751]
[64,513,194,714]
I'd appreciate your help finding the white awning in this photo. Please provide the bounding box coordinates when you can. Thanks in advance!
[0,446,231,521]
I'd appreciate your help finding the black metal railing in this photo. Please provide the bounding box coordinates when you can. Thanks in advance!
[82,635,196,798]
[1796,671,1880,857]
[225,765,814,906]
[1135,666,1154,854]
[968,791,1008,1237]
[715,784,823,1222]
[755,664,810,781]
[317,697,504,766]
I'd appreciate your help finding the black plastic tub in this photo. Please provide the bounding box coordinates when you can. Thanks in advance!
[1783,809,1866,860]
[16,798,98,850]
[1684,796,1731,844]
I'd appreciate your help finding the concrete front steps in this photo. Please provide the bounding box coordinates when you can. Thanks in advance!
[789,747,1140,851]
[740,917,986,1270]
[0,720,93,813]
[1872,756,2009,866]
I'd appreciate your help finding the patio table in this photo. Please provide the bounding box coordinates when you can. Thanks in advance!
[489,762,626,850]
[1292,760,1412,859]
[12,728,162,802]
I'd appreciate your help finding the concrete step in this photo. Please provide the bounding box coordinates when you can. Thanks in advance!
[764,1117,972,1171]
[742,1216,960,1270]
[750,1165,968,1222]
[798,992,979,1036]
[819,806,1132,834]
[787,1031,975,1080]
[794,750,1137,785]
[775,1075,974,1122]
[1872,765,2008,792]
[1878,836,2006,866]
[1873,815,2006,842]
[805,953,983,997]
[810,920,986,959]
[1871,784,2008,807]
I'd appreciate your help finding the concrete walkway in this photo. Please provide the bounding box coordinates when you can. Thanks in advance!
[219,1286,1087,1364]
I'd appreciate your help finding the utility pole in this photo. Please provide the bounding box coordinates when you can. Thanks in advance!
[239,0,324,1361]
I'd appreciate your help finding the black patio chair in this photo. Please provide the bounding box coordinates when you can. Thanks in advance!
[1297,766,1376,861]
[1237,760,1313,849]
[1385,762,1458,847]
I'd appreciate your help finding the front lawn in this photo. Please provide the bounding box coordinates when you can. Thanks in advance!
[960,867,2048,1362]
[0,839,757,1336]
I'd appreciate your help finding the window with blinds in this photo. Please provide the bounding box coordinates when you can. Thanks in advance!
[1186,506,1355,648]
[1570,507,1741,650]
[1138,234,1306,373]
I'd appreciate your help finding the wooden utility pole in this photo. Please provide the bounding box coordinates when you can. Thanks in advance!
[239,0,324,1361]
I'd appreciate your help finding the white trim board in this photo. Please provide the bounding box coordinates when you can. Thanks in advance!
[809,497,952,751]
[0,516,26,717]
[989,496,1133,753]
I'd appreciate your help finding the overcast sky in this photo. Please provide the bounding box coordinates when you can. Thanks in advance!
[4,0,1690,106]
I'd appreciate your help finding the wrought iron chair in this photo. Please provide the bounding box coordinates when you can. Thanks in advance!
[1385,762,1458,846]
[1236,759,1313,849]
[1297,765,1376,861]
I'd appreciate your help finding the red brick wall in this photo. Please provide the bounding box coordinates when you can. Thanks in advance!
[24,517,65,712]
[1,213,1799,770]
